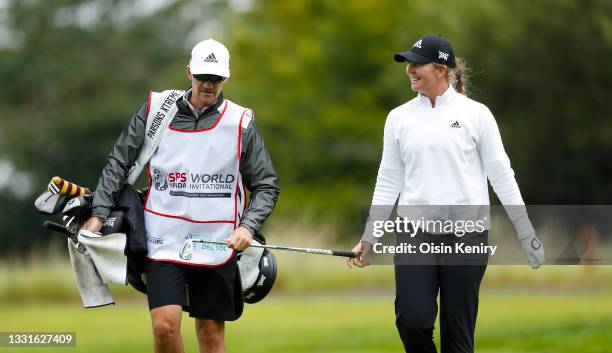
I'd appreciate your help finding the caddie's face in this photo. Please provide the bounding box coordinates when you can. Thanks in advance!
[406,62,445,95]
[187,66,226,107]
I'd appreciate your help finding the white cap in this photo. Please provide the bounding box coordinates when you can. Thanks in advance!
[188,39,230,78]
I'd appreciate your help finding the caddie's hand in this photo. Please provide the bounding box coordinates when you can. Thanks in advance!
[347,241,372,269]
[81,216,104,234]
[519,233,545,269]
[226,226,253,251]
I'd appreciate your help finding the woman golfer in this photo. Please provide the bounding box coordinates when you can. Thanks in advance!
[348,34,544,353]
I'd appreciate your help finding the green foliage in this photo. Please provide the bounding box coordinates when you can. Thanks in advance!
[0,0,228,253]
[1,0,611,254]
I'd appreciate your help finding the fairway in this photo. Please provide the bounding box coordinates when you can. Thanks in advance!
[1,291,611,353]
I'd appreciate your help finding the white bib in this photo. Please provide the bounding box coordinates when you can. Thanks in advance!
[144,98,249,266]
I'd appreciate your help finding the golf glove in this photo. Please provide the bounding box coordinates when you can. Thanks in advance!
[519,233,545,269]
[504,205,544,269]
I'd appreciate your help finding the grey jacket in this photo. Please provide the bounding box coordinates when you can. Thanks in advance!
[91,89,280,234]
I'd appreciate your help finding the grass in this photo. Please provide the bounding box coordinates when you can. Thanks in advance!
[0,292,611,353]
[1,244,611,352]
[3,251,612,302]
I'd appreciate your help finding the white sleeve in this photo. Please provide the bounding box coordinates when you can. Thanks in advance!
[361,114,404,244]
[479,107,535,238]
[372,114,404,205]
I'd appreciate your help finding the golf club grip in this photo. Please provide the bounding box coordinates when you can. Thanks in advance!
[43,220,72,236]
[330,250,358,258]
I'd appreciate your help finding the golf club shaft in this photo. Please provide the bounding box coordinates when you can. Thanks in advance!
[192,239,356,258]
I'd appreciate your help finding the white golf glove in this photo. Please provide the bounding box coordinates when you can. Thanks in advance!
[518,233,545,269]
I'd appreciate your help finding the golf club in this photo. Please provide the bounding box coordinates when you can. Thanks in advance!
[179,239,357,260]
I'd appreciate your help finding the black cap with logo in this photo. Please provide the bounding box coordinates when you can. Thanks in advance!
[394,35,456,68]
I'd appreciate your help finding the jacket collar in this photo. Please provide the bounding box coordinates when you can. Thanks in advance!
[177,88,225,117]
[417,85,457,107]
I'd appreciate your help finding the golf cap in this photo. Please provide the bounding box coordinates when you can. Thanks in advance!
[394,34,456,68]
[189,39,230,78]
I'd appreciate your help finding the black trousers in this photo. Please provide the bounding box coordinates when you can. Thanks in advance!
[394,264,487,353]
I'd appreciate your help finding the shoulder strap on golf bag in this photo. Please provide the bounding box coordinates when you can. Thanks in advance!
[126,89,184,185]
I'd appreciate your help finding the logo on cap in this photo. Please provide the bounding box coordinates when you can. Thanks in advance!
[203,53,218,63]
[438,51,449,61]
[413,40,422,49]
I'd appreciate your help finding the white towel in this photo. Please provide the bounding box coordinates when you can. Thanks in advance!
[68,239,115,308]
[77,230,128,285]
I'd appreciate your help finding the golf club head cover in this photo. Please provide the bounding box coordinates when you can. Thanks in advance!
[48,176,91,196]
[237,239,265,290]
[62,194,93,216]
[100,210,125,235]
[34,190,68,215]
[61,195,93,234]
[242,248,277,304]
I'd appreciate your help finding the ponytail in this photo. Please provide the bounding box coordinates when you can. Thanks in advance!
[448,57,469,96]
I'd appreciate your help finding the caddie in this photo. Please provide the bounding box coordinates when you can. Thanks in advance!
[81,38,280,353]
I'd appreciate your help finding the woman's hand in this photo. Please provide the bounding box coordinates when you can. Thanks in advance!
[519,234,545,269]
[347,241,373,269]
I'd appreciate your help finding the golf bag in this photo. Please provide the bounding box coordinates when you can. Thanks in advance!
[35,178,277,305]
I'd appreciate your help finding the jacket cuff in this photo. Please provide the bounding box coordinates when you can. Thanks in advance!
[91,207,110,221]
[238,221,257,236]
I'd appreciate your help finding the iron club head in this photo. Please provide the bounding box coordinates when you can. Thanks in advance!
[179,239,194,260]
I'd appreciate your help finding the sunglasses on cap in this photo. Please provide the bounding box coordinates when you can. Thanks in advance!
[193,74,225,83]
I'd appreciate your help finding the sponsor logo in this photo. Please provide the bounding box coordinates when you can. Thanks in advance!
[203,53,218,63]
[413,40,422,49]
[185,233,201,240]
[184,233,227,251]
[147,91,182,138]
[257,275,267,286]
[438,51,449,61]
[153,168,169,191]
[168,171,187,188]
[531,238,542,250]
[154,169,237,196]
[190,173,235,184]
[169,172,187,183]
[262,257,269,267]
[146,235,164,245]
[104,217,117,227]
[65,198,81,208]
[450,121,461,128]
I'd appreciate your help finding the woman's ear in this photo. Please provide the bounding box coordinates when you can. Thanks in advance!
[436,65,448,79]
